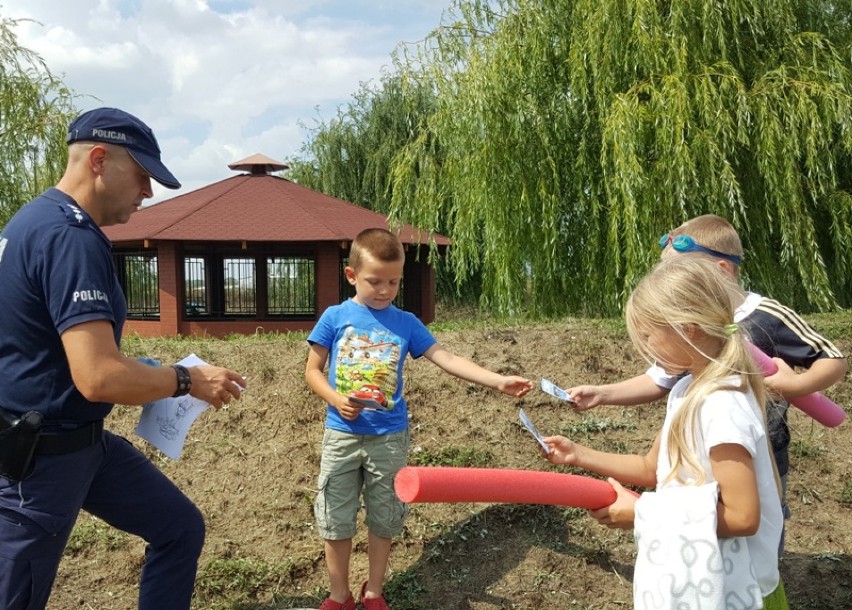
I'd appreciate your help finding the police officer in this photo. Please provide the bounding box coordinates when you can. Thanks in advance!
[0,107,246,610]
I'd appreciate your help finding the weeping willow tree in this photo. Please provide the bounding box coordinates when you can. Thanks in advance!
[383,0,852,316]
[289,66,486,302]
[290,71,439,216]
[0,16,77,227]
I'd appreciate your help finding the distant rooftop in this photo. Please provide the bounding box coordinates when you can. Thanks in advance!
[104,154,450,246]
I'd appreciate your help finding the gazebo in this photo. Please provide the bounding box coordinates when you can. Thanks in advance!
[103,154,450,338]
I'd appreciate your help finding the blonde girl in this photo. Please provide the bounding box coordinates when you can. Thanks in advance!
[544,255,787,609]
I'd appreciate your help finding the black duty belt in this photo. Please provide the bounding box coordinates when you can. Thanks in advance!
[36,420,104,456]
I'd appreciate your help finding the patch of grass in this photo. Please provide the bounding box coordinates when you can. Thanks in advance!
[561,506,589,521]
[591,439,630,453]
[223,330,309,343]
[65,516,129,554]
[410,445,493,467]
[840,482,852,505]
[258,364,278,383]
[789,437,826,458]
[195,557,302,608]
[561,418,637,436]
[802,311,852,341]
[385,570,426,610]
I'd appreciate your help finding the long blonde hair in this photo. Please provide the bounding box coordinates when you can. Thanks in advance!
[626,256,767,485]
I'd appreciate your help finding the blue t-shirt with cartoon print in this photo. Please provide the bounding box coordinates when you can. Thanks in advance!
[0,188,125,423]
[307,298,437,435]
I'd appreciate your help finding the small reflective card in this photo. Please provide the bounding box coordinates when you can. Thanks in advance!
[519,408,550,454]
[540,378,575,403]
[348,395,386,410]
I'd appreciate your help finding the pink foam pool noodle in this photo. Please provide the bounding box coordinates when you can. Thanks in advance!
[394,466,618,510]
[747,343,845,428]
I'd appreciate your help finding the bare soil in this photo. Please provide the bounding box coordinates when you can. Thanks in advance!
[48,317,852,609]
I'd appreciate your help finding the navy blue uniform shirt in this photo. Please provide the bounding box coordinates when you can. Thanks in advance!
[0,188,125,423]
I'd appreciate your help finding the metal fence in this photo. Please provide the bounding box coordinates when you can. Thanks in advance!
[117,249,418,321]
[184,253,317,318]
[114,251,159,317]
[268,256,315,315]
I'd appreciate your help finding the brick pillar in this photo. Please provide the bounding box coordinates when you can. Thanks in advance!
[420,261,436,324]
[316,243,342,316]
[157,241,180,336]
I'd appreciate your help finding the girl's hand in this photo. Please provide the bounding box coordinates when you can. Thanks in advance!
[588,478,637,530]
[497,376,534,397]
[566,385,606,412]
[542,435,580,465]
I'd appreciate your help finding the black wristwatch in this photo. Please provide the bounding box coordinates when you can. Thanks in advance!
[171,364,192,397]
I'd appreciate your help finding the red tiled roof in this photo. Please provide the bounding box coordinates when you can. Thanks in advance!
[104,173,450,246]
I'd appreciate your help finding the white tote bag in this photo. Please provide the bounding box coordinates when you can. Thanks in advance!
[633,482,763,610]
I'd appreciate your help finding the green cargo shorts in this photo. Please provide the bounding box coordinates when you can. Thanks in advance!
[314,428,410,540]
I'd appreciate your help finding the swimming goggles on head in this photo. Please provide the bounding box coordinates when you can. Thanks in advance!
[658,233,742,265]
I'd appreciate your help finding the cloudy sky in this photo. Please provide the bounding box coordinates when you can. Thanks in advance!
[6,0,451,200]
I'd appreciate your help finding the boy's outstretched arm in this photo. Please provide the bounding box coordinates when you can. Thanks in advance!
[305,343,363,420]
[766,357,848,399]
[422,344,533,397]
[568,374,669,411]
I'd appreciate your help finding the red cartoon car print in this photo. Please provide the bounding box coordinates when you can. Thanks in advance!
[349,384,389,410]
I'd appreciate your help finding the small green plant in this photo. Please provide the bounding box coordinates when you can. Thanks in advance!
[410,445,493,467]
[384,570,426,610]
[65,516,129,554]
[790,437,826,458]
[562,418,637,436]
[840,482,852,505]
[561,506,590,521]
[195,557,301,607]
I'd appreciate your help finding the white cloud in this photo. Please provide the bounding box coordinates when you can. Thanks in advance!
[5,0,450,200]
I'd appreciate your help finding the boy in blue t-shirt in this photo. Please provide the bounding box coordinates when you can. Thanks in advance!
[306,228,532,610]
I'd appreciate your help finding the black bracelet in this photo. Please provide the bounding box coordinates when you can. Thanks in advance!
[171,364,192,397]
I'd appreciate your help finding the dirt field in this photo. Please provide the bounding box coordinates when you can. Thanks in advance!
[48,315,852,609]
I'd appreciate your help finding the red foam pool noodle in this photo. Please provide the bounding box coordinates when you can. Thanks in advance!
[394,466,617,510]
[747,343,845,428]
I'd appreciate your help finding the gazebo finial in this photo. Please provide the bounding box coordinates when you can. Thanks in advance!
[228,153,289,175]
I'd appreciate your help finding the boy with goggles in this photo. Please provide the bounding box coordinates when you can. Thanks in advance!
[658,233,742,265]
[565,214,847,556]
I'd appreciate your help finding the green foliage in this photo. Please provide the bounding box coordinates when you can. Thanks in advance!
[561,418,637,437]
[841,482,852,505]
[288,49,485,305]
[195,557,301,607]
[290,72,438,217]
[410,445,493,467]
[65,516,130,554]
[790,436,827,458]
[292,0,852,316]
[384,570,427,610]
[0,16,77,227]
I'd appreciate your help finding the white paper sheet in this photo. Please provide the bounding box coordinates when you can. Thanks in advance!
[135,354,210,460]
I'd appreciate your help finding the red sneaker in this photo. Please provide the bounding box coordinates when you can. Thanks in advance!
[318,594,356,610]
[359,581,390,610]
